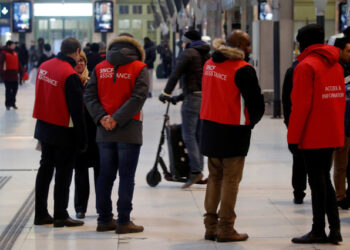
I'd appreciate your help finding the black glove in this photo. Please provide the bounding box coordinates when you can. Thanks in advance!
[288,144,299,154]
[159,93,172,103]
[170,94,184,105]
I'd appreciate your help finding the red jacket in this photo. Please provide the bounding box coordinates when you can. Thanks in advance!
[200,58,250,125]
[33,57,77,127]
[0,48,22,82]
[95,60,146,121]
[287,44,345,149]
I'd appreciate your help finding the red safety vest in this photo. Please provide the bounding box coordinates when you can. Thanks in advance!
[33,57,77,127]
[2,50,19,70]
[95,60,146,121]
[200,58,250,125]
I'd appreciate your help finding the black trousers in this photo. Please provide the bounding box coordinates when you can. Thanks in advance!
[4,81,18,108]
[35,142,76,220]
[292,149,307,199]
[74,164,99,214]
[301,148,340,232]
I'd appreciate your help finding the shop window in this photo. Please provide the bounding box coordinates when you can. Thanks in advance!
[119,5,129,15]
[118,19,130,29]
[147,5,152,14]
[132,19,142,29]
[133,5,142,14]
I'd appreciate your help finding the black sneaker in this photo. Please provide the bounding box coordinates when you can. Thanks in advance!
[12,105,18,110]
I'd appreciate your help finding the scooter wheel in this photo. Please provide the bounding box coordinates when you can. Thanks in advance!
[146,169,161,187]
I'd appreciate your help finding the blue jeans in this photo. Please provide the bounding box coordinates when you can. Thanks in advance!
[181,93,204,174]
[96,142,141,225]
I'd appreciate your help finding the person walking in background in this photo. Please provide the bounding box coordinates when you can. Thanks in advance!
[73,51,100,219]
[282,59,307,204]
[332,36,350,210]
[159,29,210,188]
[143,37,156,98]
[38,44,55,67]
[200,30,264,242]
[288,24,344,245]
[157,40,172,78]
[84,33,149,234]
[33,37,87,228]
[0,40,24,110]
[86,43,103,75]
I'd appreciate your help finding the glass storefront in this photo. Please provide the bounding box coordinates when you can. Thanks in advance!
[34,17,92,54]
[33,2,93,52]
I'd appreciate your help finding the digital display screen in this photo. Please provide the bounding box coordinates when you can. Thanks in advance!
[339,3,347,32]
[94,1,113,33]
[259,1,273,21]
[12,1,32,32]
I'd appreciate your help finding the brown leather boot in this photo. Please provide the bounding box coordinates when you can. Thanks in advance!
[204,213,218,241]
[115,221,144,234]
[217,230,249,242]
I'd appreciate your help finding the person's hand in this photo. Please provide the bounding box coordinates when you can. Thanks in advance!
[170,94,184,105]
[288,144,299,154]
[159,92,172,103]
[100,115,112,130]
[105,116,117,130]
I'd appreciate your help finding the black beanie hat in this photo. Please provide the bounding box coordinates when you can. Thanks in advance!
[184,30,201,42]
[296,24,324,51]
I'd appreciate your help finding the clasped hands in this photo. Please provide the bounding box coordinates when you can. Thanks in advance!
[100,115,117,131]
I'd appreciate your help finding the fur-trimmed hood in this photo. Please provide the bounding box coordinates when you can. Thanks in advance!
[107,36,145,64]
[212,38,244,60]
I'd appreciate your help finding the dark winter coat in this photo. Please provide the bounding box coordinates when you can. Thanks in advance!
[200,39,265,158]
[144,41,156,69]
[282,60,298,127]
[164,41,210,96]
[34,53,87,150]
[84,36,149,145]
[86,51,104,74]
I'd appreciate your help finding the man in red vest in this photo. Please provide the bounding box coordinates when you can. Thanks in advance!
[32,37,87,227]
[0,40,23,110]
[200,30,264,242]
[84,33,149,234]
[288,24,344,245]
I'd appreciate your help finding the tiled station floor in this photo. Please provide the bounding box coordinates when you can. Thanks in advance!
[1,76,350,250]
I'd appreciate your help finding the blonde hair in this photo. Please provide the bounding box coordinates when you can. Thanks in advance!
[78,51,89,85]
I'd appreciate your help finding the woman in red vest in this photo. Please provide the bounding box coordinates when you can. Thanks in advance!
[0,40,23,110]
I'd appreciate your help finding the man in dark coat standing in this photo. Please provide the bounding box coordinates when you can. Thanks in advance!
[159,29,210,188]
[144,37,156,97]
[200,30,264,242]
[282,60,308,205]
[33,37,87,227]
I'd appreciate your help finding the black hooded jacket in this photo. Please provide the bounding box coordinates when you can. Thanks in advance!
[164,41,210,95]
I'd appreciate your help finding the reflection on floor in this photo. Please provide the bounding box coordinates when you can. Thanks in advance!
[0,79,349,250]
